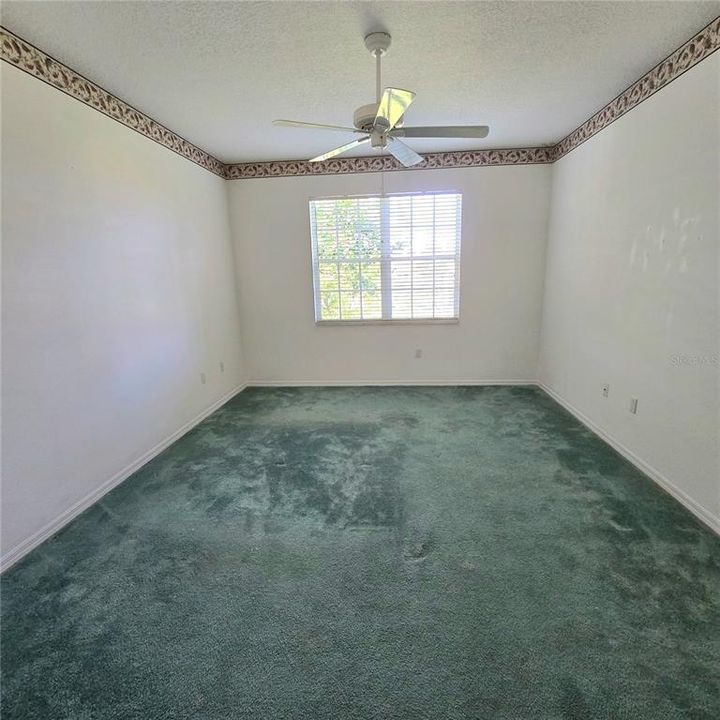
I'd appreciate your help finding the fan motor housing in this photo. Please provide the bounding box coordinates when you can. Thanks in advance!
[353,103,404,134]
[353,103,379,133]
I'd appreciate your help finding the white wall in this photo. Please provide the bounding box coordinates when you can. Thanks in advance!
[227,165,552,384]
[3,41,716,566]
[539,54,720,528]
[1,64,245,561]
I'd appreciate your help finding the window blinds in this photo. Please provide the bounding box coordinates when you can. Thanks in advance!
[309,192,462,322]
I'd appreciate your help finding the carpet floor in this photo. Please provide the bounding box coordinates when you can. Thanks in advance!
[1,386,718,719]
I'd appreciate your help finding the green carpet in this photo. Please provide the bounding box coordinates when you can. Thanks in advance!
[2,386,718,719]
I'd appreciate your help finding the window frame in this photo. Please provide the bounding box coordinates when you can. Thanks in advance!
[309,190,462,326]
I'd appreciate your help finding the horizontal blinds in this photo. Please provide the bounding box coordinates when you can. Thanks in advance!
[310,192,462,321]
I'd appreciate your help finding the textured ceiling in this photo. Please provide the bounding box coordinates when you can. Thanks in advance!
[2,1,718,163]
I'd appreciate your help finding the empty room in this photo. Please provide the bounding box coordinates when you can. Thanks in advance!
[1,1,718,718]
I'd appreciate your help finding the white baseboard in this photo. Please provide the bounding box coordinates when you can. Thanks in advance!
[247,379,538,387]
[538,382,720,536]
[5,379,714,573]
[0,383,247,573]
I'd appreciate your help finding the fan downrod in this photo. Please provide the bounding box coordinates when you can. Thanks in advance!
[356,32,394,134]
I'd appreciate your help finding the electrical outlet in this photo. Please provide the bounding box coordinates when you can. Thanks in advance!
[200,373,207,385]
[602,384,609,398]
[629,397,638,414]
[219,362,225,373]
[414,349,423,359]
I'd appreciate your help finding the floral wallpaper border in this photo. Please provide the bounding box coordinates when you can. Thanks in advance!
[224,147,553,179]
[551,15,719,161]
[228,15,720,176]
[0,26,226,177]
[2,17,718,179]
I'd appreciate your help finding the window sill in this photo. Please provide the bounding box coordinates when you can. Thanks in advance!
[315,319,460,327]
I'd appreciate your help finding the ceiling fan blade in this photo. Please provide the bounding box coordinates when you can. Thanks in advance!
[392,125,490,138]
[309,136,371,163]
[374,88,416,132]
[386,138,424,168]
[274,119,362,133]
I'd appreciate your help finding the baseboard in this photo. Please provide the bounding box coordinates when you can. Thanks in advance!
[7,379,713,572]
[0,383,248,573]
[247,379,538,387]
[538,382,720,536]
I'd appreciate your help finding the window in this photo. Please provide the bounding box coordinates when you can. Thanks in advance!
[310,192,462,323]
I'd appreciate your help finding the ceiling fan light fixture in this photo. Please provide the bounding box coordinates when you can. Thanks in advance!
[272,32,491,168]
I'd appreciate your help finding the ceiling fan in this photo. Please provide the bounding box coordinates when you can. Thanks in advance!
[273,32,490,167]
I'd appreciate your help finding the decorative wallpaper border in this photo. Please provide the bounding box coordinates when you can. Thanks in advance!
[2,17,718,179]
[0,26,226,177]
[552,15,720,161]
[224,147,554,179]
[228,14,720,177]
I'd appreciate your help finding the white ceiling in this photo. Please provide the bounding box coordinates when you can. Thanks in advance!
[2,1,718,163]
